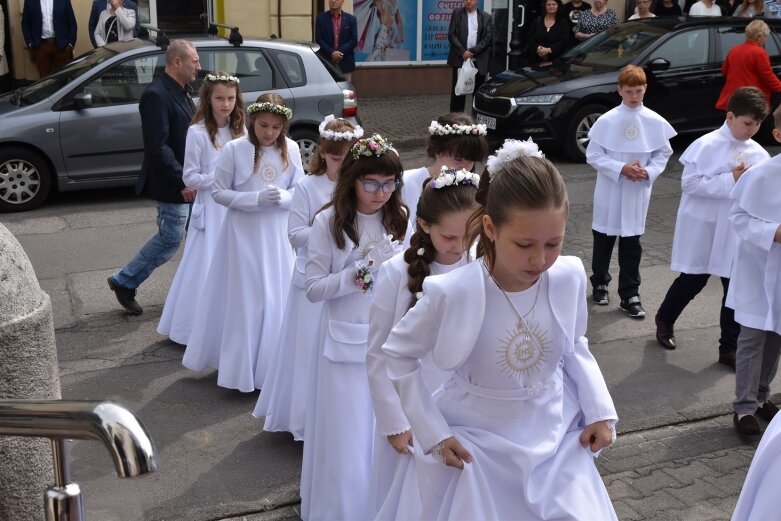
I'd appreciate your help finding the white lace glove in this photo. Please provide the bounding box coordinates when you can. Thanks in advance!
[365,235,400,268]
[257,185,281,206]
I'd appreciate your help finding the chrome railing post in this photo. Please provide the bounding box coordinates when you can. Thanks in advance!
[44,439,84,521]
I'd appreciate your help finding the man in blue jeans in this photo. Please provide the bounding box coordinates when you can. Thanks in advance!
[108,39,200,315]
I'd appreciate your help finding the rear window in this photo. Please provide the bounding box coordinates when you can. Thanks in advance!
[315,52,347,83]
[269,49,307,88]
[717,25,781,60]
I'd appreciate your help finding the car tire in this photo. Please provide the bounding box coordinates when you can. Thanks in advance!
[0,148,53,213]
[290,128,320,172]
[565,104,607,163]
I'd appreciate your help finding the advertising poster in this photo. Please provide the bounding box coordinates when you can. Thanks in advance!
[422,0,486,62]
[355,0,419,63]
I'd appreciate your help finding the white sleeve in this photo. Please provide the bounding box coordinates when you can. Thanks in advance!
[275,141,305,210]
[367,260,412,436]
[645,141,674,184]
[305,214,361,302]
[730,200,779,252]
[212,147,264,211]
[383,285,453,454]
[182,129,215,189]
[586,140,623,184]
[288,181,313,250]
[94,15,107,47]
[680,162,735,199]
[116,6,136,30]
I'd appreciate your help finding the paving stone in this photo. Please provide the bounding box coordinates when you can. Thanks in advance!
[606,476,644,501]
[631,468,684,493]
[702,470,749,497]
[623,491,687,517]
[612,499,644,520]
[660,460,722,486]
[665,479,724,504]
[701,449,757,474]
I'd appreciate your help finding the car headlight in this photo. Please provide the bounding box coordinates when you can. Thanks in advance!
[514,94,564,105]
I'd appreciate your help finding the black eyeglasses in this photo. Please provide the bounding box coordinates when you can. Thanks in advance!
[361,180,399,194]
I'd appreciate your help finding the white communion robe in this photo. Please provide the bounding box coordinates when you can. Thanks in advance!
[587,102,675,237]
[732,413,781,520]
[300,207,402,521]
[382,257,618,520]
[158,123,241,344]
[253,173,336,439]
[181,136,303,392]
[401,166,430,227]
[671,123,769,277]
[366,251,468,520]
[726,153,781,334]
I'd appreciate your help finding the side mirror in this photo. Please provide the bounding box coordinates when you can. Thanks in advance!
[646,58,671,72]
[73,91,93,109]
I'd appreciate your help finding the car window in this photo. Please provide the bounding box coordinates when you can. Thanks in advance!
[647,29,709,68]
[195,49,274,93]
[82,54,164,106]
[269,50,307,87]
[561,25,664,69]
[717,26,781,59]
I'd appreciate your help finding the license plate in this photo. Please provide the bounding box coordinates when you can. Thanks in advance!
[476,113,496,130]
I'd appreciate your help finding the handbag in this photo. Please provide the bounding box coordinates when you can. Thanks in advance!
[454,59,478,96]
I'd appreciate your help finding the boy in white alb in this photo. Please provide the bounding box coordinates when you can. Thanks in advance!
[587,65,676,318]
[655,87,770,368]
[727,106,781,436]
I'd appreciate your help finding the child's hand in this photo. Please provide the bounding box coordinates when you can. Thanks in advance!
[580,420,614,453]
[620,162,646,182]
[387,430,413,454]
[434,437,473,469]
[732,163,748,181]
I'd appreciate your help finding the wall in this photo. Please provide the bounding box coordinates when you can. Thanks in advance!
[217,0,312,41]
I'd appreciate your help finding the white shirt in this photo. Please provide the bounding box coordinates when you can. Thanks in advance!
[467,9,478,49]
[689,1,722,15]
[40,0,54,38]
[628,13,656,19]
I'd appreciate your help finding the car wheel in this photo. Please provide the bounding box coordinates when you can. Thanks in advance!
[565,104,607,162]
[291,128,319,172]
[0,148,53,213]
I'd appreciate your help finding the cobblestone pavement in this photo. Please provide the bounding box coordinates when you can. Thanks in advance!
[359,94,452,149]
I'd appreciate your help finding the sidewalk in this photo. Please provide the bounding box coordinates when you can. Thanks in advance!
[359,94,451,149]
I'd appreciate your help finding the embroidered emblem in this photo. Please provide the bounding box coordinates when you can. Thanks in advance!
[624,121,639,140]
[497,320,550,378]
[734,151,746,168]
[259,161,279,183]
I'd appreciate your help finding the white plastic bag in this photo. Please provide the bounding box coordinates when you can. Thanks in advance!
[454,59,477,96]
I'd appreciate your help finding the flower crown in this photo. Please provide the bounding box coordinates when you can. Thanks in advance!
[430,166,480,189]
[486,138,544,180]
[428,120,488,137]
[351,134,397,159]
[247,101,293,120]
[319,114,365,141]
[204,73,240,85]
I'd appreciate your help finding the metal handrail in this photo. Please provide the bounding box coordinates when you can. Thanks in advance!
[0,400,159,521]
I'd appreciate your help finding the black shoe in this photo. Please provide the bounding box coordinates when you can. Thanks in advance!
[718,351,736,370]
[733,413,761,435]
[655,315,676,350]
[619,296,646,319]
[592,285,609,305]
[107,276,143,315]
[756,402,779,422]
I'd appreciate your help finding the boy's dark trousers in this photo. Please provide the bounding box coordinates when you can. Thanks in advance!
[590,230,642,301]
[657,273,740,353]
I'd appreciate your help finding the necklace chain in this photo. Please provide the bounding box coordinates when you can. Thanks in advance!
[484,261,540,323]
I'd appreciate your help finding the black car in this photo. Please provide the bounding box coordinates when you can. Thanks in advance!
[474,17,781,161]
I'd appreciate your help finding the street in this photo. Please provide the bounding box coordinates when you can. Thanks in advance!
[2,126,780,520]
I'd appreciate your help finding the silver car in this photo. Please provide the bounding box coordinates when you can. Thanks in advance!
[0,36,359,212]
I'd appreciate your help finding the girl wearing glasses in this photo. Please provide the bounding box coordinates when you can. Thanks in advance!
[300,134,408,521]
[182,93,304,392]
[366,166,479,519]
[254,115,363,440]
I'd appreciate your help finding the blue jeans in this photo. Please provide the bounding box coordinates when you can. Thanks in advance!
[112,201,189,289]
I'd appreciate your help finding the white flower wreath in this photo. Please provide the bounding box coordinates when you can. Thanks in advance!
[318,114,365,141]
[486,138,545,180]
[430,165,480,189]
[204,73,240,84]
[247,101,293,120]
[428,120,488,137]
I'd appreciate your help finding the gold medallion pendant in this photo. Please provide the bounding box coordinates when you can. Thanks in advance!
[497,319,550,378]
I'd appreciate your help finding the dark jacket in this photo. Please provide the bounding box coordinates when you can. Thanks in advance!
[88,0,140,48]
[525,15,573,65]
[22,0,77,50]
[447,7,493,75]
[134,73,195,203]
[315,10,358,73]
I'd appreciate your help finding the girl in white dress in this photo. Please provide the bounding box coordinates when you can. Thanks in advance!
[366,167,480,520]
[182,93,304,392]
[300,134,408,521]
[382,139,619,520]
[158,72,245,345]
[253,115,364,439]
[401,112,487,227]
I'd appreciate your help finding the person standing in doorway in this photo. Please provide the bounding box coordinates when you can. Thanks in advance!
[107,39,201,315]
[21,0,78,78]
[315,0,358,80]
[0,4,10,93]
[89,0,140,48]
[447,0,493,113]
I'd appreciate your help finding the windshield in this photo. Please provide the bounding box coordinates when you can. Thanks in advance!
[561,24,666,69]
[20,47,119,105]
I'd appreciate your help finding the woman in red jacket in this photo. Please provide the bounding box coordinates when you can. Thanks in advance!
[716,20,781,111]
